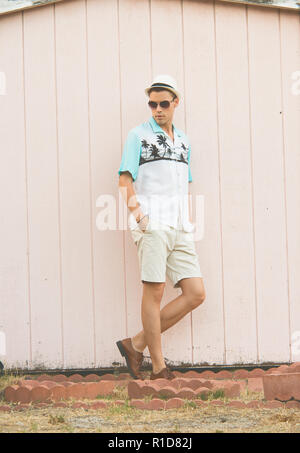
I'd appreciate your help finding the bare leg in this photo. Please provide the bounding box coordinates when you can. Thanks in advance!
[140,282,166,374]
[133,277,205,356]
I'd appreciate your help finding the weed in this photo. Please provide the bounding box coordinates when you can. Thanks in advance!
[49,414,66,425]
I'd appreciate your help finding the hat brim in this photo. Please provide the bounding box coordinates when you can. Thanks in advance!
[145,85,180,99]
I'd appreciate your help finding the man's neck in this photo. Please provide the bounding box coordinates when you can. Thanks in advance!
[160,121,174,140]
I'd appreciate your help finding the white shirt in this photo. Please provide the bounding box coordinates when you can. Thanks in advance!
[118,116,195,233]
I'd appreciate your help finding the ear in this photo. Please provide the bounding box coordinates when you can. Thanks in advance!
[174,97,179,108]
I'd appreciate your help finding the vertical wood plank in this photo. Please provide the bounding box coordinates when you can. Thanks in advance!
[118,0,152,361]
[23,5,63,368]
[86,0,127,367]
[279,11,300,362]
[247,5,290,362]
[0,13,31,369]
[183,0,225,365]
[213,2,257,364]
[55,0,94,368]
[151,0,192,365]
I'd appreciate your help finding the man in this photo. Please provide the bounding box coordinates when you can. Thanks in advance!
[117,75,206,381]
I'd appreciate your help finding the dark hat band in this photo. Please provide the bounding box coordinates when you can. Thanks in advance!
[150,82,174,89]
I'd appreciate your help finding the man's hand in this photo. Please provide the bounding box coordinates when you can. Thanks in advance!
[137,214,149,232]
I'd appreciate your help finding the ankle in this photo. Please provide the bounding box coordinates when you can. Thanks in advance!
[152,364,166,375]
[131,337,144,353]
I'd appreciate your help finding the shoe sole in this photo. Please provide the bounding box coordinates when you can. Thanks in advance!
[116,340,139,380]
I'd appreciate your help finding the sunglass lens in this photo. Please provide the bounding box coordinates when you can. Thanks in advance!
[148,101,157,109]
[160,101,170,108]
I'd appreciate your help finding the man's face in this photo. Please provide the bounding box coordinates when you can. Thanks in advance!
[148,90,179,127]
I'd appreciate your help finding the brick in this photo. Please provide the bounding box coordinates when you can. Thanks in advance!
[51,375,67,383]
[140,384,160,398]
[71,402,89,409]
[34,403,50,408]
[68,374,84,382]
[247,378,264,393]
[263,373,300,401]
[114,380,129,388]
[248,368,265,378]
[65,383,83,399]
[212,381,241,398]
[17,380,39,388]
[53,402,68,408]
[147,398,165,410]
[157,386,177,399]
[99,373,115,380]
[14,404,29,411]
[165,398,185,409]
[264,400,284,409]
[176,387,196,399]
[38,380,57,389]
[265,367,279,375]
[15,386,32,404]
[127,381,144,399]
[90,401,107,409]
[50,385,66,401]
[285,400,300,409]
[215,370,233,380]
[150,378,175,389]
[227,401,246,409]
[194,400,208,407]
[195,387,210,398]
[31,385,51,403]
[112,400,125,406]
[0,405,11,412]
[178,379,207,391]
[4,385,18,403]
[198,371,215,379]
[246,400,264,408]
[118,373,131,380]
[84,382,104,400]
[276,365,290,374]
[83,374,102,382]
[37,374,52,381]
[233,369,249,379]
[183,371,202,378]
[97,380,115,395]
[209,400,224,406]
[288,363,300,373]
[130,399,146,410]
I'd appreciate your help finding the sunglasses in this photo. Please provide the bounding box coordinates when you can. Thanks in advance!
[148,98,176,110]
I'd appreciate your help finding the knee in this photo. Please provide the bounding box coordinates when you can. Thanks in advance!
[187,289,206,310]
[143,282,165,303]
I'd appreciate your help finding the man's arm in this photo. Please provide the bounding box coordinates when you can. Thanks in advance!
[118,171,147,228]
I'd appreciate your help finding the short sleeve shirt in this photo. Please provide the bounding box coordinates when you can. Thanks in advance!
[118,116,194,232]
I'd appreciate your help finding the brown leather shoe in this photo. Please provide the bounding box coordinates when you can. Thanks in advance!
[150,367,176,380]
[116,338,144,380]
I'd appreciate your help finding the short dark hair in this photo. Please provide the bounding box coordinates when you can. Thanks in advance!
[148,87,177,99]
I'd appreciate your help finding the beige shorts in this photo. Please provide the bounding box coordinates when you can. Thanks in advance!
[130,219,203,288]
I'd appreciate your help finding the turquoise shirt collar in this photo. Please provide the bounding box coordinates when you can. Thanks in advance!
[149,116,182,138]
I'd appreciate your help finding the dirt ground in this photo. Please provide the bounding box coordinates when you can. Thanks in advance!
[1,373,300,433]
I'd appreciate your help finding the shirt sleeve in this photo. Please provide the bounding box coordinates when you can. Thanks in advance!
[187,145,192,183]
[118,130,141,182]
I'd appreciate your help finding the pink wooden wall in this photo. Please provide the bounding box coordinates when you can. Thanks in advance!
[0,0,299,370]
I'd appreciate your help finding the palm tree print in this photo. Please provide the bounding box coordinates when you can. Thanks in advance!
[149,144,160,159]
[179,152,188,164]
[156,134,170,158]
[141,139,150,159]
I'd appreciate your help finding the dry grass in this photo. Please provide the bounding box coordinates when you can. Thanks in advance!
[1,373,300,433]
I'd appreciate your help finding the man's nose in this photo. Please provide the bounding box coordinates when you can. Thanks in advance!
[155,104,162,112]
